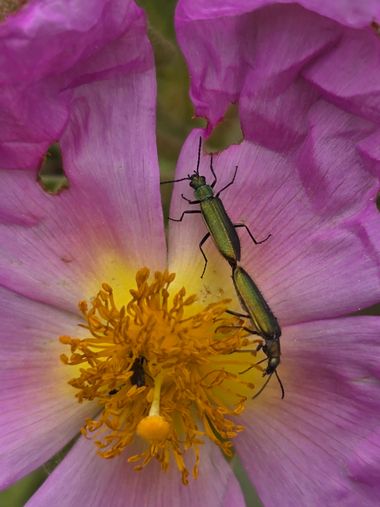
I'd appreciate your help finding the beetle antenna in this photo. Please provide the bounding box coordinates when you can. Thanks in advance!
[251,370,285,400]
[160,176,190,185]
[274,370,285,399]
[251,374,272,400]
[238,356,267,375]
[196,137,202,175]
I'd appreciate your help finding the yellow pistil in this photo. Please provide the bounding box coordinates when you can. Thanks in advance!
[60,268,262,484]
[137,373,170,441]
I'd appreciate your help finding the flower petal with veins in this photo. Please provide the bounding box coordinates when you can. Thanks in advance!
[26,437,246,507]
[236,316,380,506]
[0,286,97,488]
[0,26,164,312]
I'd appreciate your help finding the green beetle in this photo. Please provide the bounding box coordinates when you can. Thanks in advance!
[161,138,270,277]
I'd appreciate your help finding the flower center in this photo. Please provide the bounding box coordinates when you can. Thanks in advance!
[61,268,263,484]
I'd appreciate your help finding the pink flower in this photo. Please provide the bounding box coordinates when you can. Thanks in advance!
[1,1,380,506]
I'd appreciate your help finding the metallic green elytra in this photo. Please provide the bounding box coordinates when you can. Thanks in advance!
[161,139,270,277]
[190,173,241,269]
[232,265,281,377]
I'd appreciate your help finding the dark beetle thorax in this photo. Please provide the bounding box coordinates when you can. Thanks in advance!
[189,174,206,189]
[189,174,214,201]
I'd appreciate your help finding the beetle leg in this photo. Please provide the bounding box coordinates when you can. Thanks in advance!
[210,154,218,188]
[225,309,250,319]
[199,232,211,278]
[216,165,238,196]
[181,193,201,204]
[234,223,271,245]
[169,209,201,222]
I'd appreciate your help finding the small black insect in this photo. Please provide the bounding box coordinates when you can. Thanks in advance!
[130,356,147,387]
[108,356,147,395]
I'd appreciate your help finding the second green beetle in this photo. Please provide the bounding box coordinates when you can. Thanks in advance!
[230,265,284,398]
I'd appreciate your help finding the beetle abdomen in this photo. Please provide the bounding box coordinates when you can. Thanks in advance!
[201,198,240,265]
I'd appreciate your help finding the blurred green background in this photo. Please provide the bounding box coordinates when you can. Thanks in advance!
[1,1,379,505]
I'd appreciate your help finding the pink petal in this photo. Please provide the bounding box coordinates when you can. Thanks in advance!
[347,428,380,489]
[175,1,380,146]
[176,1,380,28]
[358,128,380,169]
[0,0,151,169]
[27,437,245,507]
[236,6,339,150]
[236,317,380,507]
[169,120,380,325]
[0,286,97,488]
[0,52,165,312]
[304,28,380,124]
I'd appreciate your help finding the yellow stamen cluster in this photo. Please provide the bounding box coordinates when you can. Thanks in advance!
[60,268,261,484]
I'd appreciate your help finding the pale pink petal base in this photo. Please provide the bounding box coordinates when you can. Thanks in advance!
[0,287,97,488]
[236,317,380,507]
[27,437,245,507]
